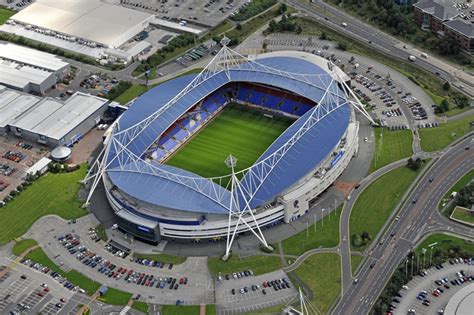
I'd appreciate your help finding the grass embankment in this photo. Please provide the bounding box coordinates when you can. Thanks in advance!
[208,254,282,276]
[166,105,293,180]
[161,305,201,315]
[12,239,38,256]
[281,206,342,256]
[133,252,186,265]
[369,129,413,173]
[294,253,341,314]
[0,7,15,25]
[350,165,424,251]
[416,233,474,254]
[438,169,474,210]
[114,85,148,105]
[296,17,470,116]
[351,255,364,275]
[451,207,474,225]
[131,301,149,313]
[98,287,132,305]
[0,167,88,245]
[245,304,285,314]
[419,114,474,152]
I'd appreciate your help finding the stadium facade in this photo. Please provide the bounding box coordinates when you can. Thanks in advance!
[86,46,372,251]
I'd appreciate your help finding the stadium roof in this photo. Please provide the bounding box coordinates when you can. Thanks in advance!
[106,51,350,214]
[11,0,153,47]
[0,43,69,72]
[11,92,108,141]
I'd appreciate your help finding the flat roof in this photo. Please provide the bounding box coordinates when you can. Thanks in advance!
[0,43,69,72]
[150,18,203,35]
[12,92,109,140]
[0,61,54,89]
[0,86,40,128]
[11,0,153,47]
[27,157,52,175]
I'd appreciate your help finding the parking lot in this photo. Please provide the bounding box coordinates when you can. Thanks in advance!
[0,138,47,201]
[393,258,474,315]
[215,269,298,314]
[120,0,248,28]
[243,33,439,131]
[0,258,85,315]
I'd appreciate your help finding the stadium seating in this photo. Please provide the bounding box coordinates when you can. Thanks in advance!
[162,138,178,151]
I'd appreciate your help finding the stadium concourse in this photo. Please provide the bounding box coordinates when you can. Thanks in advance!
[85,45,373,255]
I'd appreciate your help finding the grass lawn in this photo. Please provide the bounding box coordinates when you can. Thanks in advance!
[166,105,293,180]
[351,254,364,275]
[98,287,132,305]
[418,114,474,152]
[0,167,88,245]
[350,165,423,251]
[206,304,216,315]
[281,206,342,256]
[96,224,108,242]
[438,169,474,210]
[294,253,341,314]
[451,206,474,225]
[0,7,14,25]
[416,233,474,255]
[161,305,201,315]
[131,301,148,314]
[24,247,101,295]
[114,84,148,105]
[369,129,413,173]
[133,252,186,265]
[245,303,285,314]
[207,254,282,276]
[12,239,38,256]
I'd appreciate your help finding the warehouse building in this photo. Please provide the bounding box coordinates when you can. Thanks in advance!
[0,85,109,146]
[10,0,154,49]
[0,43,70,94]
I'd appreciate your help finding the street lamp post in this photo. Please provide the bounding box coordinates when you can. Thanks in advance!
[322,208,325,227]
[314,214,317,233]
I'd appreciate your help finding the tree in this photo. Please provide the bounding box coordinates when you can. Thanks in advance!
[337,41,348,51]
[442,81,450,91]
[262,42,267,50]
[320,32,328,40]
[236,23,242,31]
[351,234,363,247]
[278,3,287,14]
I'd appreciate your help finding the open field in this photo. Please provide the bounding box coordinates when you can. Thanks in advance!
[98,287,132,305]
[418,114,474,152]
[294,253,341,314]
[132,252,186,265]
[166,105,293,179]
[281,206,342,256]
[114,84,148,105]
[12,239,38,256]
[438,169,474,210]
[207,254,282,276]
[369,129,413,173]
[351,254,364,275]
[0,167,88,245]
[0,8,14,25]
[416,233,474,254]
[350,165,423,251]
[451,206,474,225]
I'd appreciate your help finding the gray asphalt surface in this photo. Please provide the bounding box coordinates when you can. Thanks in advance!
[334,135,474,314]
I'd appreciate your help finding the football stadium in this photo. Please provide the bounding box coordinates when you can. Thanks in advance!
[86,46,369,249]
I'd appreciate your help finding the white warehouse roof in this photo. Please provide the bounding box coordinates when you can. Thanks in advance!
[0,85,40,129]
[12,92,109,141]
[0,43,69,72]
[11,0,153,48]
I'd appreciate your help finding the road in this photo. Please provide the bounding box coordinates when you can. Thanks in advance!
[286,0,474,98]
[335,136,474,314]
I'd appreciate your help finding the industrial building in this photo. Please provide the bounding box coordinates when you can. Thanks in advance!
[0,85,109,147]
[0,43,70,94]
[10,0,154,49]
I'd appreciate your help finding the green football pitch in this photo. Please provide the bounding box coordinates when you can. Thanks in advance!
[165,105,294,181]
